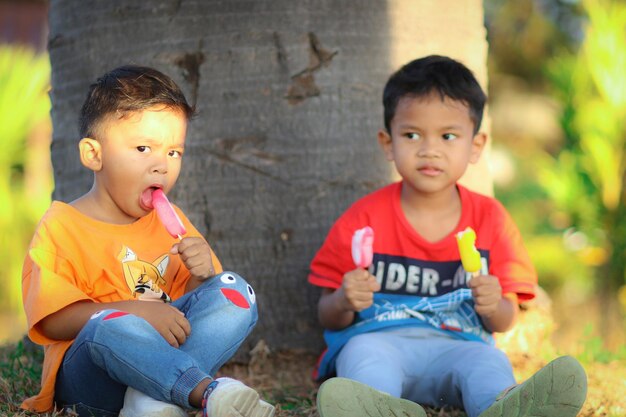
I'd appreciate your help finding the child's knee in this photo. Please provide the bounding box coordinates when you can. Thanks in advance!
[83,309,151,341]
[84,309,126,329]
[192,271,259,325]
[203,271,256,305]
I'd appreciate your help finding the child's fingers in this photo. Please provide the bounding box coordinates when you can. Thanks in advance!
[183,253,207,270]
[368,278,381,292]
[343,286,369,306]
[472,287,501,306]
[169,324,188,346]
[175,238,204,256]
[469,275,501,293]
[173,238,214,279]
[351,292,375,311]
[474,300,499,317]
[189,264,213,279]
[173,236,209,254]
[468,274,486,288]
[184,251,214,277]
[175,314,191,336]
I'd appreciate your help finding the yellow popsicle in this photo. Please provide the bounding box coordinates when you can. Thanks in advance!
[455,227,481,274]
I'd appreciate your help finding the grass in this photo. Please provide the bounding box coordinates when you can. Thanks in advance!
[1,337,625,417]
[2,301,625,417]
[0,337,57,417]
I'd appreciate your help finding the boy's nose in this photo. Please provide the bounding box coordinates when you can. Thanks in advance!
[417,137,441,157]
[152,158,168,174]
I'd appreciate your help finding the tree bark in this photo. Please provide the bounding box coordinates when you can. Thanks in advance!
[48,0,491,355]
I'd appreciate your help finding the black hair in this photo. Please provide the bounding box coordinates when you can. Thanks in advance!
[79,65,195,138]
[382,55,486,134]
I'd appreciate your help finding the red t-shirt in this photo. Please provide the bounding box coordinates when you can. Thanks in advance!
[309,182,536,300]
[307,182,537,379]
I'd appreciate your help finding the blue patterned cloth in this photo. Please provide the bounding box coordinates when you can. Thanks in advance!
[317,288,494,379]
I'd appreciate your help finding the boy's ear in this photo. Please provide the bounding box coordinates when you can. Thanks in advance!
[469,132,487,164]
[78,138,103,171]
[377,129,394,161]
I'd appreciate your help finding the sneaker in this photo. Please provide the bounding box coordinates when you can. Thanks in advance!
[479,355,587,417]
[119,387,188,417]
[316,377,426,417]
[202,377,275,417]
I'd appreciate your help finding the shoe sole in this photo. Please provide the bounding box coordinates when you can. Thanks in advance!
[211,385,275,417]
[316,377,426,417]
[480,355,587,417]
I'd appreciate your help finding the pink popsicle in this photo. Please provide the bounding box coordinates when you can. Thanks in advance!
[151,189,187,240]
[351,226,374,268]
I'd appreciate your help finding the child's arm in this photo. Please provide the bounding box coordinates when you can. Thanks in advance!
[38,299,191,347]
[318,269,381,330]
[469,274,519,332]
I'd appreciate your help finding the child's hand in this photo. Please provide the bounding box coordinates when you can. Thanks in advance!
[171,237,215,280]
[132,301,191,348]
[339,269,381,312]
[469,274,502,318]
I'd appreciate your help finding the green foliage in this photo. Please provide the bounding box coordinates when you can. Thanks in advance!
[541,0,626,292]
[484,0,583,87]
[0,46,52,317]
[488,0,626,347]
[523,235,594,293]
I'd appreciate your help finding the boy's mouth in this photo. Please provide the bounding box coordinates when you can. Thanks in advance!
[418,166,442,176]
[139,186,162,210]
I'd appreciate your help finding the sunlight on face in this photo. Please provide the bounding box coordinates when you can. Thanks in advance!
[93,106,188,223]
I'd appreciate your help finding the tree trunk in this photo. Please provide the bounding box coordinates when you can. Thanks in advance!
[48,0,491,355]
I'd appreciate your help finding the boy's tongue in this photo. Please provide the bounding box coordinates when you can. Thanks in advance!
[140,188,155,209]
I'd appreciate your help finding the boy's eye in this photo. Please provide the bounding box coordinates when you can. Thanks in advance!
[442,133,458,141]
[136,146,151,153]
[405,132,420,140]
[169,150,183,158]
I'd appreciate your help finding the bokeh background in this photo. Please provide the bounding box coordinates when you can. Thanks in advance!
[1,0,625,363]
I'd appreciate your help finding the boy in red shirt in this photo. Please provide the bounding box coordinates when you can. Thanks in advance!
[22,65,274,417]
[310,55,586,417]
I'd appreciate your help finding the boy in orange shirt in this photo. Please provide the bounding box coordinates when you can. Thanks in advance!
[21,65,274,417]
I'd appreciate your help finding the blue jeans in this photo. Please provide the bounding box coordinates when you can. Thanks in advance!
[335,327,515,417]
[54,271,258,417]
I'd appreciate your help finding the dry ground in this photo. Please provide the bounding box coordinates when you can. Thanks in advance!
[217,345,626,417]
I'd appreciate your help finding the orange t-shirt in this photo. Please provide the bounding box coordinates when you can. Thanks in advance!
[21,201,223,412]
